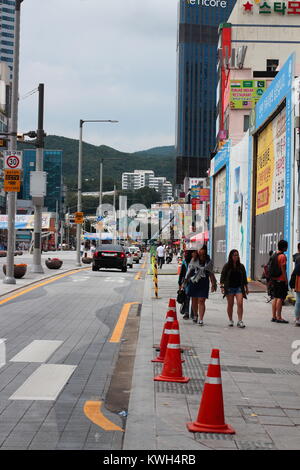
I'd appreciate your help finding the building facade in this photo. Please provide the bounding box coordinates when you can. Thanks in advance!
[121,170,173,200]
[20,149,63,214]
[176,0,237,184]
[210,54,299,278]
[0,0,15,80]
[216,0,300,150]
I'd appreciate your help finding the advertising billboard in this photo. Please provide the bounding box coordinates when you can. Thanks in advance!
[256,107,286,216]
[230,80,266,109]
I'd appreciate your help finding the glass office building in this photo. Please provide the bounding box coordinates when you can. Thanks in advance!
[0,0,16,80]
[20,149,63,213]
[176,0,236,184]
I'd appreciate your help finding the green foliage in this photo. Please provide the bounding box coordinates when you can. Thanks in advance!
[18,135,175,215]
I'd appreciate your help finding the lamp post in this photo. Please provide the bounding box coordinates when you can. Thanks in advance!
[4,0,23,284]
[76,119,118,267]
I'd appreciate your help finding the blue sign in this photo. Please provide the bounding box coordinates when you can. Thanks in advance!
[256,53,295,129]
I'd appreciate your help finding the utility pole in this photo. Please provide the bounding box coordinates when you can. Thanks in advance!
[4,0,23,284]
[99,158,103,210]
[32,83,45,273]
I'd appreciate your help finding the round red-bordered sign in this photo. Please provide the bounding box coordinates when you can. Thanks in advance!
[6,155,20,169]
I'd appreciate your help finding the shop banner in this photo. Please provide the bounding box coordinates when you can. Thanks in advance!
[256,107,286,215]
[0,213,51,230]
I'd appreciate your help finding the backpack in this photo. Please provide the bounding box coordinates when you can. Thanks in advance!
[267,253,282,279]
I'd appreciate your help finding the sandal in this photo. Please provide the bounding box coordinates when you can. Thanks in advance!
[276,319,289,323]
[271,318,277,322]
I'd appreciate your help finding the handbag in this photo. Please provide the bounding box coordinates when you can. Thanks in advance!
[176,289,186,304]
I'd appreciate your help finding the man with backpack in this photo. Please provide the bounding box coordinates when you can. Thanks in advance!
[270,240,289,323]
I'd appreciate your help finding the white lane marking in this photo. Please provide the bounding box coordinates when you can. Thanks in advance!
[10,340,63,363]
[9,364,77,401]
[0,338,6,369]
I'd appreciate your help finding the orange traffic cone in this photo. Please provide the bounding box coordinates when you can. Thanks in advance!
[152,311,174,363]
[168,298,177,321]
[186,349,235,434]
[154,320,189,383]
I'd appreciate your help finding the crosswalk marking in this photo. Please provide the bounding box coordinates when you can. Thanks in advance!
[10,340,63,363]
[0,338,6,369]
[9,364,77,401]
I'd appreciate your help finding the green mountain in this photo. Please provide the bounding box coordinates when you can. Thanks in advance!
[18,135,176,193]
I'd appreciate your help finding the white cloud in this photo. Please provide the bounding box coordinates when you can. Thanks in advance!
[18,0,177,152]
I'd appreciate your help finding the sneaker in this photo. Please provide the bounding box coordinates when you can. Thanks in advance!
[228,320,234,327]
[295,320,300,327]
[237,320,245,328]
[193,318,198,324]
[198,320,204,326]
[182,314,189,320]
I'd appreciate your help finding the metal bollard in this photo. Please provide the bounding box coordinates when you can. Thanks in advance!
[153,260,158,298]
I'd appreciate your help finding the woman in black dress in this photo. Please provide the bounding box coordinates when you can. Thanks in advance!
[220,249,249,328]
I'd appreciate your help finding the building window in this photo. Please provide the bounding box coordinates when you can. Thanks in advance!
[243,115,250,132]
[266,59,279,72]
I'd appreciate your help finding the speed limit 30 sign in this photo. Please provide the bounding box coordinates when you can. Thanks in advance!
[4,151,23,170]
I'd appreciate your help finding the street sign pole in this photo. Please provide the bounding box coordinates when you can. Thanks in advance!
[4,0,23,285]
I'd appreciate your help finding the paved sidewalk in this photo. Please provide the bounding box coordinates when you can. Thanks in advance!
[124,262,300,450]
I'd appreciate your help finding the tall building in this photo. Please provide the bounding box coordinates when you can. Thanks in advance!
[20,149,63,214]
[0,0,15,80]
[121,170,173,200]
[176,0,236,184]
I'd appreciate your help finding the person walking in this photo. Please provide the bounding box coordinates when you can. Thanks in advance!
[289,259,300,326]
[184,247,217,326]
[270,239,289,323]
[178,249,194,320]
[156,243,165,269]
[220,249,249,328]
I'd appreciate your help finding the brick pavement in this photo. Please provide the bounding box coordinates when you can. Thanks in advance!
[124,264,300,450]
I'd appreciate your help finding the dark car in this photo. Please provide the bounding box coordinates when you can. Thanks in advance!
[92,244,127,272]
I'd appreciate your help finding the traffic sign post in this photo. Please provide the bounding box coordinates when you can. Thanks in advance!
[4,169,21,192]
[75,212,84,224]
[4,151,23,170]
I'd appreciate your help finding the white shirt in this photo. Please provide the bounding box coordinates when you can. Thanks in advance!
[157,246,165,257]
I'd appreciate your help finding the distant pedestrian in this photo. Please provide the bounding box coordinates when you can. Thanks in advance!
[270,239,289,323]
[80,243,84,256]
[184,248,216,326]
[178,249,194,320]
[293,242,300,265]
[289,258,300,326]
[156,243,165,269]
[220,249,249,328]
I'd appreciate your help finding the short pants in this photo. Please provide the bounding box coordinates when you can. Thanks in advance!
[227,287,242,295]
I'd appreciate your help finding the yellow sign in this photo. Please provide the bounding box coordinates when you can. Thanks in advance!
[256,108,286,215]
[4,169,21,192]
[74,212,84,224]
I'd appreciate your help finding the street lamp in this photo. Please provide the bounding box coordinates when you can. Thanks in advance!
[76,119,118,267]
[4,0,23,285]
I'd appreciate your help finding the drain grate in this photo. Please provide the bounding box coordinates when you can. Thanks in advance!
[154,378,204,395]
[194,433,234,441]
[236,441,276,450]
[273,368,300,376]
[203,364,300,376]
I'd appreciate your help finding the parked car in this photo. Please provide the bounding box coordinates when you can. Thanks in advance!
[129,246,140,264]
[125,248,133,268]
[92,244,127,272]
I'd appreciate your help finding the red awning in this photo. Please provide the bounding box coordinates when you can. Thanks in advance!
[190,231,209,242]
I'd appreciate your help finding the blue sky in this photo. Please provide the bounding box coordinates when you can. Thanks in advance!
[18,0,177,153]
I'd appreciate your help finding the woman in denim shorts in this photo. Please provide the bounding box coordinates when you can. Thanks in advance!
[220,249,249,328]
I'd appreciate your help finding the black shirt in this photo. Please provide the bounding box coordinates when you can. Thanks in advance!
[229,268,243,288]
